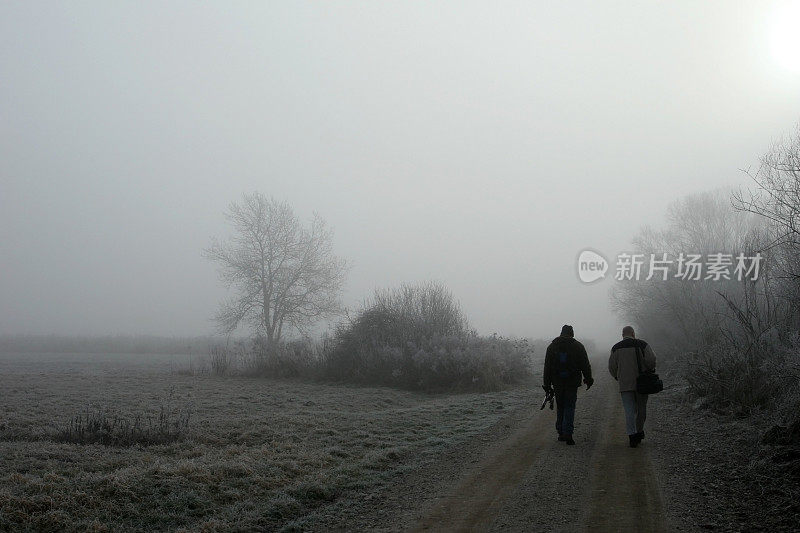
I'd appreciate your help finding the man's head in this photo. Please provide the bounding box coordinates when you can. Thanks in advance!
[560,324,574,337]
[622,325,635,338]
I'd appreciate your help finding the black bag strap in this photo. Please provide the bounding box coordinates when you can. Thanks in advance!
[634,340,644,375]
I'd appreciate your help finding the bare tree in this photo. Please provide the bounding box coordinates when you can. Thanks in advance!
[611,190,767,352]
[734,123,800,255]
[205,193,348,346]
[734,123,800,314]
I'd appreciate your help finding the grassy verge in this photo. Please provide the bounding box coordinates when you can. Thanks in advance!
[0,353,537,531]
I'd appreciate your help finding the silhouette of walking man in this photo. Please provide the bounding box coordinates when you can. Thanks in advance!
[543,325,594,445]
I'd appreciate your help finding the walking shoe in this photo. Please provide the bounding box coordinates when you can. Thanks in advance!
[565,436,575,445]
[629,435,639,448]
[637,431,645,441]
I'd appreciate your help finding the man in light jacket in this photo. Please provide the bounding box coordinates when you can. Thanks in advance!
[608,325,656,448]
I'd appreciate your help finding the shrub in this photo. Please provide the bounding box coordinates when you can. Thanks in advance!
[210,345,235,376]
[680,339,773,414]
[239,337,320,378]
[767,333,800,431]
[322,282,533,391]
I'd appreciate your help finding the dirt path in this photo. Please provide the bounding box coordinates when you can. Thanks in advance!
[412,371,667,532]
[411,398,554,532]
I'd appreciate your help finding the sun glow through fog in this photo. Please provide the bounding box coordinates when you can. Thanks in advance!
[770,2,800,72]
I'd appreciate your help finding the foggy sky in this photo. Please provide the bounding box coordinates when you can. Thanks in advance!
[2,1,799,347]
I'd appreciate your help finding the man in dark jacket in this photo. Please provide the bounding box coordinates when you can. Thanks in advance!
[543,325,594,445]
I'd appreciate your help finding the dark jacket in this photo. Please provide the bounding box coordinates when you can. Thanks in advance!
[543,335,593,389]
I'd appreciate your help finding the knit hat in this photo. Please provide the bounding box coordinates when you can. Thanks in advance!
[560,324,574,337]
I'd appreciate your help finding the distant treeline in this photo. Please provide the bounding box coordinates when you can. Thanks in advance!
[195,282,536,393]
[0,334,229,355]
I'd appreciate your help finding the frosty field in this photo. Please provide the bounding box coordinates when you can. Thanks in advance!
[0,352,535,531]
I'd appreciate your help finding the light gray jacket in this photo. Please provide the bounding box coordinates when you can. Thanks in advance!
[608,336,656,392]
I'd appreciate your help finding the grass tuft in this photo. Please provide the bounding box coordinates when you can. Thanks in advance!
[55,391,193,446]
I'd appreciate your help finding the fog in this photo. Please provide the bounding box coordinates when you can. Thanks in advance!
[1,1,799,346]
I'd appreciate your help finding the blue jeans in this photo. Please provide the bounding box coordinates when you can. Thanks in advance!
[620,391,648,435]
[554,385,578,436]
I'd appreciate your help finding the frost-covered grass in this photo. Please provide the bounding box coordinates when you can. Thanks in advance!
[0,352,536,531]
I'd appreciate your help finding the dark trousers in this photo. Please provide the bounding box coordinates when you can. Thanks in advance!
[554,385,578,436]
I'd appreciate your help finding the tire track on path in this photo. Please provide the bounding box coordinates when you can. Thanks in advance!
[582,386,667,532]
